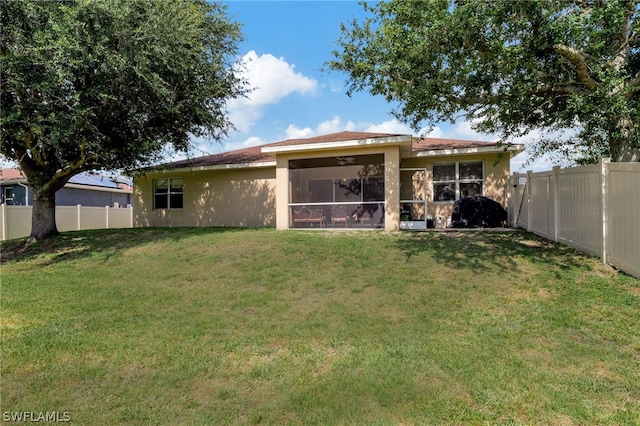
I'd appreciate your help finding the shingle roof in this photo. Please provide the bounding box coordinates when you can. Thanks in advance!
[159,131,500,169]
[166,131,404,168]
[0,168,25,181]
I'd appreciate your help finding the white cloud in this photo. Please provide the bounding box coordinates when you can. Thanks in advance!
[423,126,446,138]
[316,115,357,134]
[285,124,314,139]
[228,51,318,133]
[328,78,344,93]
[363,119,413,134]
[220,136,267,154]
[283,116,411,141]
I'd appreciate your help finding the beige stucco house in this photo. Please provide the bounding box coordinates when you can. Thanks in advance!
[133,131,523,231]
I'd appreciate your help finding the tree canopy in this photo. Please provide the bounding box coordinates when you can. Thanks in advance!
[329,0,640,164]
[1,0,246,240]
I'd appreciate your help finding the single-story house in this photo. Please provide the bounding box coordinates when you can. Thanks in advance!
[133,131,524,231]
[0,168,133,208]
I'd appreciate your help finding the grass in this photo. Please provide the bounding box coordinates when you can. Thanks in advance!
[1,227,639,425]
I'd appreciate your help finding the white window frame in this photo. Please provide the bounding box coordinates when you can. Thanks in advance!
[432,161,484,202]
[3,187,14,205]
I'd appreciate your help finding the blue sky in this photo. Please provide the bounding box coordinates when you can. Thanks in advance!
[1,1,556,172]
[195,0,556,172]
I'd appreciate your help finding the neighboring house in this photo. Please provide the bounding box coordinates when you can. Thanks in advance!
[0,168,133,207]
[133,131,524,231]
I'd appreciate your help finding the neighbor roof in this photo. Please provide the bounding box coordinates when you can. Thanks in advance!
[0,168,132,191]
[157,131,518,170]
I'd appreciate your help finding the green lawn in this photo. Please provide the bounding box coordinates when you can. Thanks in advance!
[1,228,639,425]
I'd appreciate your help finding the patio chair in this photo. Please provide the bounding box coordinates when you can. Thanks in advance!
[292,207,311,227]
[307,209,325,227]
[331,206,350,227]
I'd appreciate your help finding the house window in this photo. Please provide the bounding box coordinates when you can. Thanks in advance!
[3,187,14,205]
[154,178,183,209]
[433,161,483,201]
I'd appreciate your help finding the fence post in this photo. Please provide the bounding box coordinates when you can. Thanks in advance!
[106,206,110,229]
[526,170,533,231]
[509,173,517,227]
[1,203,6,241]
[77,204,82,230]
[552,166,560,242]
[600,158,610,263]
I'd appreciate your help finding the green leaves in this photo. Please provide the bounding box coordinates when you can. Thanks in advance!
[1,0,246,176]
[330,0,640,163]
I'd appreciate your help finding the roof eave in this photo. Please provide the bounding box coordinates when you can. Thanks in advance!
[137,161,277,174]
[64,183,132,193]
[413,144,525,158]
[0,178,27,185]
[261,135,413,155]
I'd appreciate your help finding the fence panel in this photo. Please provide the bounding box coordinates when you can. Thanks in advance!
[0,205,133,241]
[529,173,552,239]
[3,206,33,240]
[508,174,527,228]
[107,207,133,228]
[556,165,603,258]
[56,206,80,232]
[511,160,640,279]
[79,206,107,230]
[607,163,640,277]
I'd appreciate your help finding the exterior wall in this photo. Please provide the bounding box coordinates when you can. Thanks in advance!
[275,157,289,230]
[134,167,276,228]
[0,184,31,205]
[400,152,511,225]
[56,187,131,207]
[134,150,511,231]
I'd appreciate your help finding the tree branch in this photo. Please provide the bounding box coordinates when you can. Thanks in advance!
[553,44,598,91]
[626,71,640,99]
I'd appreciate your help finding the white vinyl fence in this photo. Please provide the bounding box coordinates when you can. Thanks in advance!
[509,159,640,279]
[0,204,133,241]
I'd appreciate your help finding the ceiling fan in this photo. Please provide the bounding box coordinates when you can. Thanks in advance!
[335,156,355,166]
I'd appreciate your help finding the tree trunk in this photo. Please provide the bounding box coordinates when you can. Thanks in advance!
[28,189,59,242]
[610,116,640,162]
[613,143,640,162]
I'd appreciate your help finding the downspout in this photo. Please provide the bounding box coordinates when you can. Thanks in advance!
[17,182,29,205]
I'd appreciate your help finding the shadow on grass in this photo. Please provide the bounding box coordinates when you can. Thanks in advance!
[393,229,588,275]
[0,227,258,266]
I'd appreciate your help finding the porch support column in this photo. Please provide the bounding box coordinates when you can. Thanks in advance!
[384,146,400,231]
[275,155,290,230]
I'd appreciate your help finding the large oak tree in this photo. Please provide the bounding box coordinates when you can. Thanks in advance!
[329,0,640,164]
[1,0,246,241]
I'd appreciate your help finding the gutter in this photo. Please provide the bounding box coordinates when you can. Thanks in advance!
[64,183,132,194]
[413,144,525,158]
[261,135,413,154]
[131,161,277,175]
[17,182,29,205]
